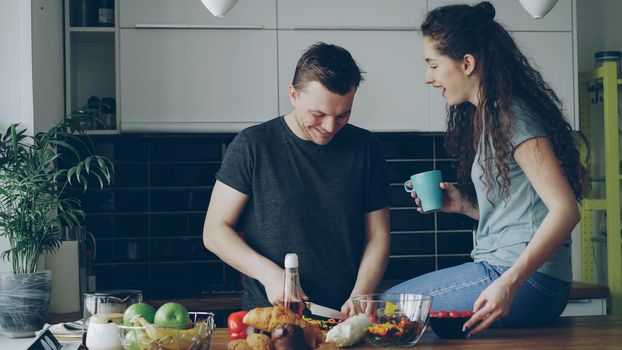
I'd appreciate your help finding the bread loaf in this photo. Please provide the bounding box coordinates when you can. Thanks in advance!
[243,306,324,348]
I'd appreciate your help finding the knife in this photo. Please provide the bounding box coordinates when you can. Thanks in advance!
[305,302,346,319]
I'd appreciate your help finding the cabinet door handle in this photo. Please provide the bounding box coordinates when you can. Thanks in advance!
[292,25,418,31]
[134,24,264,29]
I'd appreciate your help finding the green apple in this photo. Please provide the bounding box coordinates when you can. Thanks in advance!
[154,302,189,329]
[124,331,141,350]
[123,302,156,326]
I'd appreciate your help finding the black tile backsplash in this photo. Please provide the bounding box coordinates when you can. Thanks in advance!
[379,133,435,159]
[385,257,436,280]
[85,214,149,238]
[150,164,220,187]
[150,189,213,212]
[390,209,435,231]
[96,239,150,263]
[150,262,223,299]
[151,237,217,262]
[82,133,474,298]
[390,233,435,256]
[79,190,148,213]
[93,264,150,293]
[150,213,205,237]
[386,161,434,183]
[149,138,222,162]
[109,164,149,187]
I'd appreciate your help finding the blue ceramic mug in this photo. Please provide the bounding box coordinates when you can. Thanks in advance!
[403,170,443,212]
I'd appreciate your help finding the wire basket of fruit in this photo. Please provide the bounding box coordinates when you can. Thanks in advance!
[119,302,215,350]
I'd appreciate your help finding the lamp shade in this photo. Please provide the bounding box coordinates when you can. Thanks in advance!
[200,0,239,17]
[518,0,559,19]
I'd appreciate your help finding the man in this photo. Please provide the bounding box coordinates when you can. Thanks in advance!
[203,42,390,315]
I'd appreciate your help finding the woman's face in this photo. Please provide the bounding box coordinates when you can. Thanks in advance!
[422,36,479,106]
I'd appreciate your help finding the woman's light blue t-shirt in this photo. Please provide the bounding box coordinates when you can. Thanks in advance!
[470,101,572,282]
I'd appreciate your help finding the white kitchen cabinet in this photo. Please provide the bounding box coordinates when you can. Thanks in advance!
[515,32,576,127]
[429,32,576,131]
[120,29,278,132]
[277,0,427,29]
[111,0,577,133]
[428,0,573,31]
[119,0,276,28]
[561,298,607,317]
[278,31,429,131]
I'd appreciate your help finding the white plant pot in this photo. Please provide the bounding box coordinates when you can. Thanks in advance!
[200,0,240,17]
[518,0,559,19]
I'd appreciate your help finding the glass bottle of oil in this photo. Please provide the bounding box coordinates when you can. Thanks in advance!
[283,253,304,316]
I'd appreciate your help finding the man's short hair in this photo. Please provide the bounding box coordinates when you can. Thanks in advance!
[292,42,364,95]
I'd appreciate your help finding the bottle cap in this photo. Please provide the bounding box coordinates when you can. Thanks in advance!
[595,51,622,61]
[284,253,298,268]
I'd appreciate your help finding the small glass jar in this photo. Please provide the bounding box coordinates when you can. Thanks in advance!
[594,51,622,77]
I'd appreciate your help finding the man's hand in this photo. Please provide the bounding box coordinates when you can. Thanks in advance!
[261,268,309,307]
[261,268,286,306]
[341,298,355,318]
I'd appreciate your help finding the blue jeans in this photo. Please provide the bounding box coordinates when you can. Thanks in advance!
[386,261,571,328]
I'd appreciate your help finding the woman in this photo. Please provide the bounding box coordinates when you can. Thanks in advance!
[388,2,587,335]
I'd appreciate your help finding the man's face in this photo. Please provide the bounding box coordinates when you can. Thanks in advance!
[289,81,355,145]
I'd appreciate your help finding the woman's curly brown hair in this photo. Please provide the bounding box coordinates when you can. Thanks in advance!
[421,1,587,205]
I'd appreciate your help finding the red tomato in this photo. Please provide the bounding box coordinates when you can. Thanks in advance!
[460,310,474,317]
[429,311,438,317]
[448,310,461,318]
[369,314,378,323]
[436,311,448,318]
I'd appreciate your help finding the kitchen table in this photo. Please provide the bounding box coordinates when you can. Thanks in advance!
[209,315,622,350]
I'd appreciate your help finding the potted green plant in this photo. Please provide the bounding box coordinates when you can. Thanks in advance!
[0,117,114,338]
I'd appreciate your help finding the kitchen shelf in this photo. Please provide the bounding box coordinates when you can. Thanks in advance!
[64,0,120,133]
[579,60,622,315]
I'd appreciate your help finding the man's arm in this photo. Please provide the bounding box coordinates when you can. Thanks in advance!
[342,207,391,315]
[203,180,287,305]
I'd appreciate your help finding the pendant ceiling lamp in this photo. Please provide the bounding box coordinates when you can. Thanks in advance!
[518,0,559,19]
[200,0,239,17]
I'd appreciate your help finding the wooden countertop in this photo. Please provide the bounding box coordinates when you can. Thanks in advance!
[208,315,622,350]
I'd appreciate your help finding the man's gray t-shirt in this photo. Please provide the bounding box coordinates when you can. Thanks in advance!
[471,101,572,282]
[216,116,390,310]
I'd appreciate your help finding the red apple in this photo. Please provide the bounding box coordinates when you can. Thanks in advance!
[154,302,189,329]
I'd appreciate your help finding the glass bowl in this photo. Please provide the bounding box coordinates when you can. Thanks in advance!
[351,293,432,347]
[118,312,215,350]
[428,310,472,339]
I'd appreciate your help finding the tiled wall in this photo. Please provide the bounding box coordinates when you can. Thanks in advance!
[75,132,476,299]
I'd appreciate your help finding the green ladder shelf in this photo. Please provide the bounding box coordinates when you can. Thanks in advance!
[580,60,622,314]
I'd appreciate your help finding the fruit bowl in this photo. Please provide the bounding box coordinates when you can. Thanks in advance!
[428,310,473,339]
[351,293,432,347]
[118,312,215,350]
